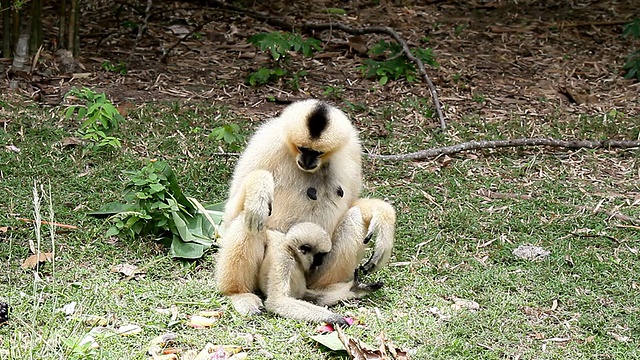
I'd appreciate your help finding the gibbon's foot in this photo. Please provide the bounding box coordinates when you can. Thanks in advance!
[359,281,384,292]
[359,252,381,274]
[352,268,383,293]
[327,314,350,327]
[229,293,265,316]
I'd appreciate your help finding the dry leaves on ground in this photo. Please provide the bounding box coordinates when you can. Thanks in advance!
[21,252,55,269]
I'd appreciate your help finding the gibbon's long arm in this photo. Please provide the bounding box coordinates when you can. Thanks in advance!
[264,296,348,325]
[303,270,383,307]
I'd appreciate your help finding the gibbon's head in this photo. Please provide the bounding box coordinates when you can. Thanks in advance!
[286,222,332,271]
[280,99,355,172]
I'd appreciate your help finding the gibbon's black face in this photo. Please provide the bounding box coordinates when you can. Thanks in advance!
[295,102,330,172]
[310,252,328,270]
[296,147,324,172]
[298,244,328,270]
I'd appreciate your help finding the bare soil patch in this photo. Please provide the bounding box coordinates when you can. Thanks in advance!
[2,0,639,126]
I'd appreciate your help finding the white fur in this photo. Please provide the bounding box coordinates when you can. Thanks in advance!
[214,99,396,315]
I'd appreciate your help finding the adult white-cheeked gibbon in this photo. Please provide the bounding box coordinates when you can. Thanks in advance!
[214,99,396,315]
[260,221,382,325]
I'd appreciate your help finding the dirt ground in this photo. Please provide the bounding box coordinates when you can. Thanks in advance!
[2,0,639,127]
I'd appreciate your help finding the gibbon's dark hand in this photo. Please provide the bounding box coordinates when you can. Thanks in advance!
[353,268,384,292]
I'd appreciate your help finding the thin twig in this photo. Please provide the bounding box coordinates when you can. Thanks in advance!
[127,0,153,65]
[200,0,447,130]
[368,138,640,161]
[18,218,79,230]
[161,21,208,63]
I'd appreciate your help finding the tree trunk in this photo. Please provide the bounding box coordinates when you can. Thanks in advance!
[58,0,67,50]
[29,0,42,54]
[1,0,11,57]
[67,0,79,56]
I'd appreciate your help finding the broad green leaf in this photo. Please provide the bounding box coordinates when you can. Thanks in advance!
[170,237,205,259]
[65,106,76,119]
[155,161,192,210]
[135,191,150,199]
[149,183,165,193]
[105,226,120,237]
[204,202,225,212]
[310,332,346,351]
[171,212,215,246]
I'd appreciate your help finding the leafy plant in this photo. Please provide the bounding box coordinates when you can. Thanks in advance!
[209,123,244,151]
[101,60,128,75]
[622,18,640,80]
[62,337,98,359]
[358,40,438,85]
[64,87,124,153]
[472,93,486,103]
[90,160,223,259]
[322,85,344,98]
[246,67,286,86]
[246,31,321,86]
[287,70,308,90]
[248,31,321,61]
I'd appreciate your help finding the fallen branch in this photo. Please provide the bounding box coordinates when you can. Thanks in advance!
[368,138,640,161]
[200,0,446,130]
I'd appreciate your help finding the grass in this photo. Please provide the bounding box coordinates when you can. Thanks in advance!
[1,94,639,359]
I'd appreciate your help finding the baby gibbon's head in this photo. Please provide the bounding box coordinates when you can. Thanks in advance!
[286,222,332,271]
[280,99,357,172]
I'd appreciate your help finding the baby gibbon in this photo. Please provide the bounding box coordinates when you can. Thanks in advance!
[215,99,396,315]
[260,222,381,325]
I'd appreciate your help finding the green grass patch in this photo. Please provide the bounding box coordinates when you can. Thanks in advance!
[1,97,639,359]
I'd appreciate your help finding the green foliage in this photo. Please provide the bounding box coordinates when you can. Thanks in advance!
[472,93,486,103]
[322,85,344,98]
[246,67,286,86]
[326,8,347,15]
[623,18,640,39]
[287,70,308,90]
[622,18,640,80]
[623,50,640,80]
[248,31,321,61]
[101,60,128,75]
[246,31,321,86]
[90,160,222,259]
[209,123,244,151]
[358,40,438,85]
[64,87,124,153]
[61,337,98,359]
